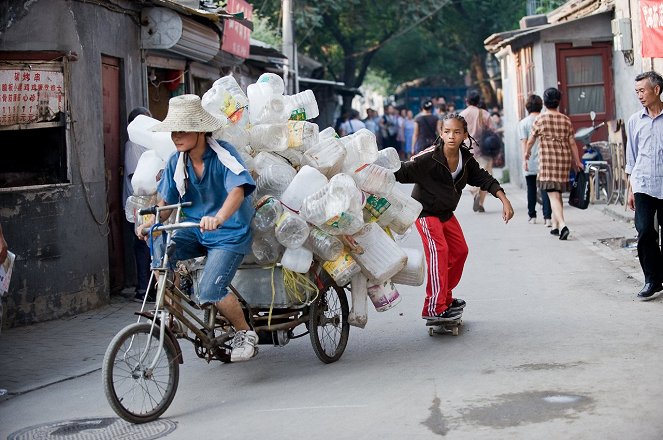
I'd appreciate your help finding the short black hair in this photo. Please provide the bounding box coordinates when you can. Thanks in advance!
[635,71,663,94]
[422,100,434,111]
[128,106,151,124]
[466,90,481,106]
[543,88,562,109]
[525,94,543,113]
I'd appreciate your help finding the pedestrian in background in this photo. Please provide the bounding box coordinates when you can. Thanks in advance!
[519,94,552,226]
[412,100,439,156]
[339,109,365,136]
[626,70,663,301]
[525,87,583,241]
[124,106,155,303]
[459,90,494,213]
[380,104,400,151]
[394,113,514,322]
[402,109,415,159]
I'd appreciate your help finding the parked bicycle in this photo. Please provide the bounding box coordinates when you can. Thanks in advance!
[574,111,613,203]
[102,201,350,424]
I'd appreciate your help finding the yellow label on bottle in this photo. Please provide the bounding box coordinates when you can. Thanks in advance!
[322,251,357,279]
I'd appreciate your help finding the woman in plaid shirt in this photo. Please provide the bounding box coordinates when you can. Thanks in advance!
[525,88,583,241]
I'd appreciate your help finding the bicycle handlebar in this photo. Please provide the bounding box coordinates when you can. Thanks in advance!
[139,201,193,216]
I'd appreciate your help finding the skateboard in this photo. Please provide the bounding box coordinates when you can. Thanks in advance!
[426,315,462,336]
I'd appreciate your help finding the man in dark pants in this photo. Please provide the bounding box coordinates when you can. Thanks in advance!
[626,71,663,300]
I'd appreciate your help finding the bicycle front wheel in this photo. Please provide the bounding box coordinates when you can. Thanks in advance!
[102,323,180,423]
[309,284,350,363]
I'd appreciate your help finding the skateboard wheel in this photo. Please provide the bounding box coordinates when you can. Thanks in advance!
[428,327,434,336]
[452,326,459,336]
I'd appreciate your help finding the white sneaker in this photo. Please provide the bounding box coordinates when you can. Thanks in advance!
[230,330,258,362]
[528,217,536,224]
[544,219,552,227]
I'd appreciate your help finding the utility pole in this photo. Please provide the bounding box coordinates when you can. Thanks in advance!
[282,0,296,94]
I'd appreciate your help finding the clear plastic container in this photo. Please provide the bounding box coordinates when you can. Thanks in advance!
[321,249,361,286]
[287,89,319,120]
[251,196,284,233]
[350,163,395,196]
[274,209,310,249]
[253,151,293,175]
[300,174,364,235]
[384,188,423,235]
[216,123,250,150]
[363,193,402,228]
[273,148,304,169]
[341,128,379,172]
[280,246,313,273]
[348,222,408,283]
[306,227,343,261]
[255,164,297,200]
[125,195,154,223]
[319,126,339,140]
[257,72,285,96]
[248,82,288,124]
[287,120,319,151]
[348,273,368,328]
[279,165,329,212]
[367,280,401,312]
[391,247,425,286]
[373,147,402,172]
[249,123,289,152]
[202,75,249,127]
[127,115,177,161]
[131,150,166,196]
[251,232,284,265]
[302,137,346,178]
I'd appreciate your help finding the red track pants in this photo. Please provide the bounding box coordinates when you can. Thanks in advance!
[415,215,468,317]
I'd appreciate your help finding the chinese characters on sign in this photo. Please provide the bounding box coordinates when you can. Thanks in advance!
[0,68,64,126]
[641,0,663,58]
[221,0,253,59]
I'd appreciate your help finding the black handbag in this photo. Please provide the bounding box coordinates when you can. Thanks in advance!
[568,169,590,209]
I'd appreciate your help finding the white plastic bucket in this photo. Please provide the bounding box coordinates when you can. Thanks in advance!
[367,280,401,312]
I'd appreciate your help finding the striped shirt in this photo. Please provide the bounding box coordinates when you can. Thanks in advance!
[626,108,663,199]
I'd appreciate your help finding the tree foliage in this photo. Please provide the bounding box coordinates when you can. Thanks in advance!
[255,0,525,107]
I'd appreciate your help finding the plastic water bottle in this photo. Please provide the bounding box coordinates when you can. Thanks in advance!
[384,188,423,235]
[274,209,310,249]
[321,249,361,287]
[131,150,166,196]
[367,280,401,312]
[248,83,288,124]
[348,273,368,328]
[257,72,285,96]
[391,247,425,286]
[251,232,284,265]
[253,151,293,174]
[302,137,346,177]
[347,222,408,283]
[373,147,402,172]
[287,120,319,151]
[350,163,395,196]
[251,196,284,233]
[127,115,177,161]
[280,246,313,273]
[306,227,343,261]
[216,123,250,150]
[255,164,297,200]
[250,123,289,152]
[300,174,364,235]
[287,89,319,120]
[363,193,402,228]
[202,75,249,126]
[125,195,153,223]
[279,165,328,212]
[341,128,379,172]
[319,126,339,140]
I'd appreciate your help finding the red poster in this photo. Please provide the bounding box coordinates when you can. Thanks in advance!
[641,0,663,58]
[221,0,253,59]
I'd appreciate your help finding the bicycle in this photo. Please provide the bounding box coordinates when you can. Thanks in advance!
[102,201,350,423]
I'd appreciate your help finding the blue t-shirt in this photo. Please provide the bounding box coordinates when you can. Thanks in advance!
[158,140,256,254]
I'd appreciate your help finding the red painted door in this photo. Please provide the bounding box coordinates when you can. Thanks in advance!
[102,56,124,294]
[556,42,614,149]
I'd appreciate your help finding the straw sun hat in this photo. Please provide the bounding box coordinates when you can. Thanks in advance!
[151,94,225,132]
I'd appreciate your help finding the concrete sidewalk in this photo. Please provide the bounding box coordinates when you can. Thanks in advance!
[0,182,642,400]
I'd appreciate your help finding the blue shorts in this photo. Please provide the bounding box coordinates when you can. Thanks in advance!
[151,228,244,304]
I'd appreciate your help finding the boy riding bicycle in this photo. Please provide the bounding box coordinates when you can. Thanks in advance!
[137,94,257,362]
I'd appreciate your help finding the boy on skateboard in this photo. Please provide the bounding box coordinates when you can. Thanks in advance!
[394,113,514,324]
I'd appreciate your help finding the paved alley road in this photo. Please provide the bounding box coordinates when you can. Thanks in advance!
[1,183,661,440]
